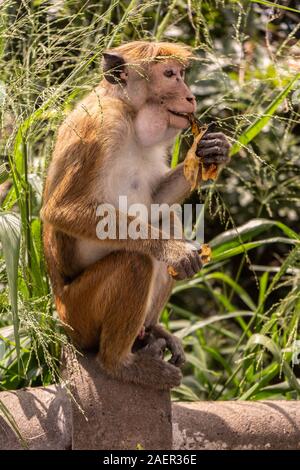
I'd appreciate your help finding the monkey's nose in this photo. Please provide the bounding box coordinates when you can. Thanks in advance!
[186,95,196,112]
[186,95,195,104]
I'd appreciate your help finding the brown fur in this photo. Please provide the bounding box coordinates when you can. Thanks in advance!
[42,41,220,389]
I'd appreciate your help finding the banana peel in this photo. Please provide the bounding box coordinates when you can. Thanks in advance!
[168,115,216,278]
[183,114,218,189]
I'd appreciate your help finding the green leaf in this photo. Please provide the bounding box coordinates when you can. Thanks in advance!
[205,272,256,310]
[172,383,201,401]
[29,219,48,296]
[185,353,217,375]
[210,218,299,251]
[176,311,255,339]
[212,237,299,263]
[155,0,178,40]
[258,272,269,308]
[0,212,21,363]
[171,135,181,168]
[230,74,300,156]
[239,362,279,400]
[243,334,300,397]
[203,345,235,380]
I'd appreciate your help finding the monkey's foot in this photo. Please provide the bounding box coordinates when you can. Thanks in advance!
[98,341,182,390]
[142,337,166,360]
[146,325,185,368]
[136,345,182,389]
[132,332,166,356]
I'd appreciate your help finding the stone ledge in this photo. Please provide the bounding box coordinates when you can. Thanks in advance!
[0,385,71,450]
[67,352,172,450]
[173,401,300,450]
[1,379,300,449]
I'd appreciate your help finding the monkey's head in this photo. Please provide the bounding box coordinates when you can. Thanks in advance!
[102,41,196,146]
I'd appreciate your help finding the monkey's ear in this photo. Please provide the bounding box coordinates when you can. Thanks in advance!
[102,52,127,85]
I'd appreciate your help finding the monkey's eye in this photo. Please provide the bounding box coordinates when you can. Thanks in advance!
[164,69,175,78]
[180,69,185,78]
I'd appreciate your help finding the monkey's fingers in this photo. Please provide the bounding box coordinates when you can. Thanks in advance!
[167,262,195,280]
[196,131,231,180]
[169,353,185,368]
[167,245,211,278]
[167,338,186,368]
[144,338,167,360]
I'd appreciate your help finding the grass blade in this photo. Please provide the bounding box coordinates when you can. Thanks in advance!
[250,1,300,14]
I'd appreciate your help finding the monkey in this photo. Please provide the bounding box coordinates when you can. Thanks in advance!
[41,41,230,390]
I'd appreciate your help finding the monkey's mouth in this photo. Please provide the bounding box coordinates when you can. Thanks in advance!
[168,109,190,119]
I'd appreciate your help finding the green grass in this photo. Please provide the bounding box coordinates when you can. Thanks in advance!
[0,0,299,410]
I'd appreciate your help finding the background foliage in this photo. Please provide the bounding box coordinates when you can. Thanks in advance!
[0,0,299,402]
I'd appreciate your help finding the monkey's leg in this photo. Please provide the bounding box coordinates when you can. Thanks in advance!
[143,261,186,367]
[61,251,182,390]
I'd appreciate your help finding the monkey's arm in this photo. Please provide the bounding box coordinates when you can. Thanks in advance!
[152,162,191,205]
[42,177,156,254]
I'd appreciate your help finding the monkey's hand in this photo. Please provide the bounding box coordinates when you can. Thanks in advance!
[196,132,230,169]
[164,240,202,280]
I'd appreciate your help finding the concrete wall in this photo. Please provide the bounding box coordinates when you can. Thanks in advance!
[1,385,300,450]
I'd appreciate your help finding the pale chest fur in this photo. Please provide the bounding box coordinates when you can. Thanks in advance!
[76,140,170,269]
[103,140,169,208]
